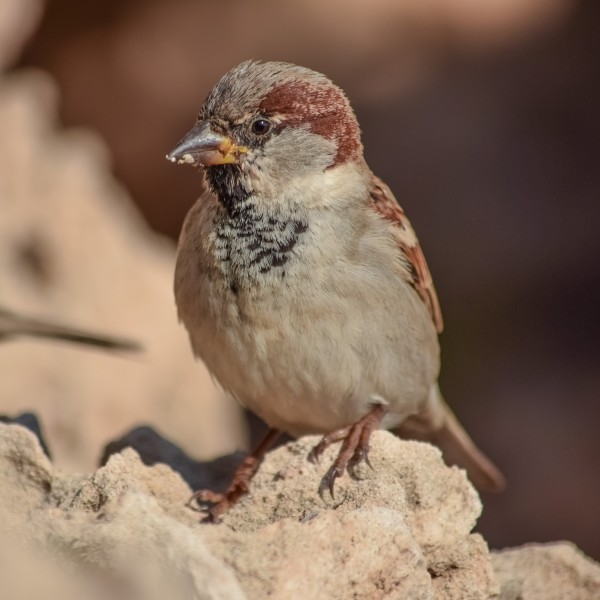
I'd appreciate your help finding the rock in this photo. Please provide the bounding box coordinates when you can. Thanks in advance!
[0,421,53,537]
[201,432,498,600]
[39,492,248,600]
[0,421,246,600]
[2,420,600,599]
[0,421,501,600]
[0,6,246,470]
[492,542,600,600]
[220,433,482,538]
[100,425,246,493]
[0,410,51,457]
[0,0,43,70]
[206,509,432,600]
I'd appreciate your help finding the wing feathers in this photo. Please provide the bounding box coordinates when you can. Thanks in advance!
[369,176,444,333]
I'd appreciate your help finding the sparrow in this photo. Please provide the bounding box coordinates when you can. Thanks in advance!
[167,60,505,521]
[0,305,141,352]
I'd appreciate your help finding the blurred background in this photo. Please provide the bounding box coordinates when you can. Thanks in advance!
[2,0,599,559]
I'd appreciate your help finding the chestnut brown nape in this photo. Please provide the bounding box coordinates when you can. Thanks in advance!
[259,79,362,167]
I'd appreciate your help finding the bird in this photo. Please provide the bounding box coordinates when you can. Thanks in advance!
[0,305,141,352]
[167,60,505,521]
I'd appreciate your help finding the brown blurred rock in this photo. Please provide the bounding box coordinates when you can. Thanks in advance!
[3,421,600,599]
[0,0,43,70]
[0,67,245,471]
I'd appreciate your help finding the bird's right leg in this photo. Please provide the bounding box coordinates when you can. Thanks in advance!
[308,404,388,498]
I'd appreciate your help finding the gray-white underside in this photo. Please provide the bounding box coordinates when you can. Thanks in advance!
[174,162,440,437]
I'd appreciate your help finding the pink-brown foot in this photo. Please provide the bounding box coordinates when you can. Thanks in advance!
[189,428,280,523]
[310,404,388,498]
[307,425,351,464]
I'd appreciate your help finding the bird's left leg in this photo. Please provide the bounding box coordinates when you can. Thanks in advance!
[308,404,387,498]
[190,427,281,523]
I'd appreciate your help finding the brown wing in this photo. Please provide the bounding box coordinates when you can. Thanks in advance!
[369,176,444,333]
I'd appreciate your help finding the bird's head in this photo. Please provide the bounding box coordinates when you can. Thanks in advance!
[167,60,363,206]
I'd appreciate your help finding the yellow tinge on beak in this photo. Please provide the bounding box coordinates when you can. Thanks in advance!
[166,120,247,167]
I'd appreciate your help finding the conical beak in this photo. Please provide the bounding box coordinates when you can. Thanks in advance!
[166,120,247,166]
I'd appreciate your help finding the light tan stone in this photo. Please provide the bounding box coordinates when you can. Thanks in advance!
[203,432,496,600]
[3,421,600,600]
[0,69,245,471]
[492,542,600,600]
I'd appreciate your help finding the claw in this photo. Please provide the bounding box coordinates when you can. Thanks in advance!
[308,446,322,464]
[203,506,225,524]
[188,489,224,508]
[319,464,343,499]
[348,445,373,473]
[364,450,373,470]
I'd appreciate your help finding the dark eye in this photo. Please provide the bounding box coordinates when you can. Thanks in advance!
[251,118,272,135]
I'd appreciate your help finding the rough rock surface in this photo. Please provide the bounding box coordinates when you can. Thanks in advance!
[2,421,599,600]
[492,542,600,600]
[201,432,497,600]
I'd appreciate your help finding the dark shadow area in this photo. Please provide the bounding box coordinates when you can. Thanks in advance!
[100,425,245,493]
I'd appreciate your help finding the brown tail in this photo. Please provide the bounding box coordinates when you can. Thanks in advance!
[392,386,506,493]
